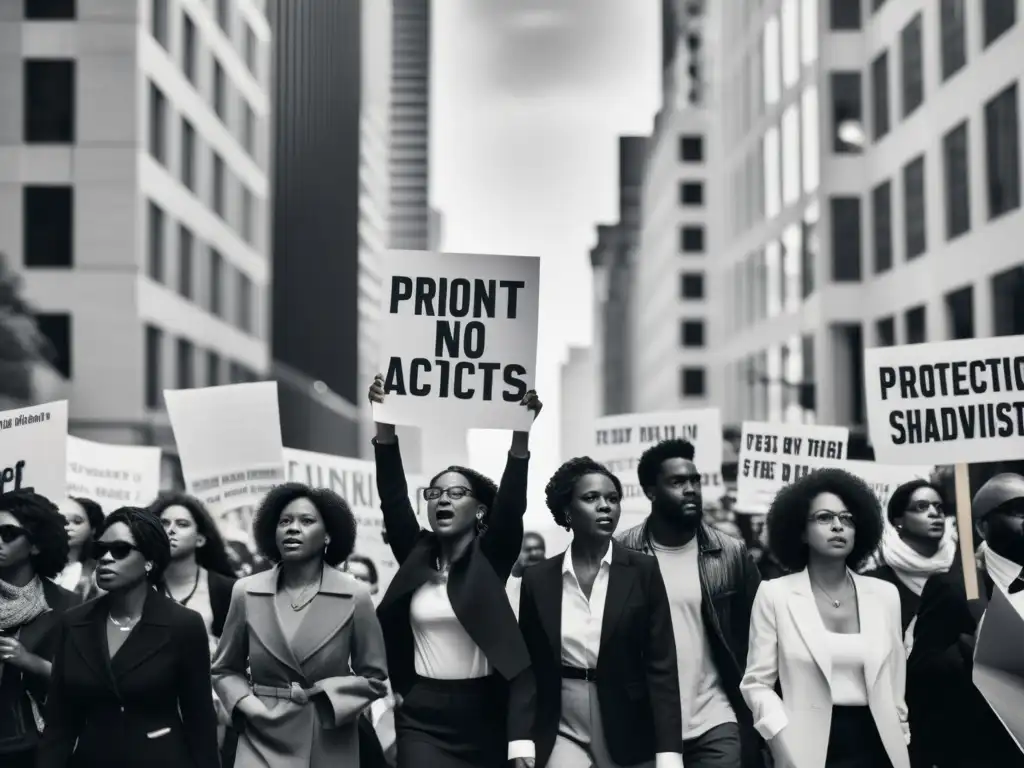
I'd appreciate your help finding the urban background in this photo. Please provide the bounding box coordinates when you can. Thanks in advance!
[1,0,1023,544]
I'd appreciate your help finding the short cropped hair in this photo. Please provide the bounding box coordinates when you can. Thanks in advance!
[767,468,884,572]
[886,479,946,525]
[0,490,70,579]
[252,483,357,567]
[545,457,623,530]
[101,507,172,585]
[637,438,696,491]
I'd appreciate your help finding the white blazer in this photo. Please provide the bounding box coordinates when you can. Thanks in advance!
[740,570,911,768]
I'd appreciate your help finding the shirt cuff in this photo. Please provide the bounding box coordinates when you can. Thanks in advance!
[655,752,686,768]
[508,740,535,760]
[753,708,789,740]
[369,698,390,727]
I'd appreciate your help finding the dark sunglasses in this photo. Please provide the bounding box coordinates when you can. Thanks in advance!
[423,486,473,501]
[0,525,27,544]
[94,541,140,561]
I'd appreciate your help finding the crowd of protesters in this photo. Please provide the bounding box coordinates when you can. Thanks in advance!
[0,377,1020,767]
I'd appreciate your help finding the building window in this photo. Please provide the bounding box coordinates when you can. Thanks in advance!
[940,0,967,80]
[830,72,863,153]
[764,15,781,106]
[212,153,226,218]
[905,305,927,344]
[23,186,73,267]
[243,102,256,157]
[801,201,818,298]
[244,24,258,76]
[900,14,924,118]
[206,350,221,386]
[216,0,230,33]
[180,118,196,192]
[943,121,971,240]
[680,367,706,397]
[25,0,76,19]
[829,0,860,30]
[871,180,893,273]
[151,0,168,49]
[679,181,704,206]
[679,135,704,162]
[213,60,226,121]
[680,320,705,348]
[209,249,223,316]
[871,52,890,141]
[680,272,705,299]
[985,82,1021,219]
[147,201,165,282]
[830,196,862,282]
[182,13,198,84]
[35,313,71,378]
[148,82,167,165]
[24,60,75,143]
[178,225,193,299]
[992,265,1024,336]
[903,155,927,259]
[945,285,974,339]
[145,325,163,409]
[237,272,253,333]
[680,226,705,253]
[983,0,1016,47]
[876,316,896,346]
[242,188,255,245]
[176,338,194,388]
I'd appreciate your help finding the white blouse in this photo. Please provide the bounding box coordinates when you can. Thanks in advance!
[825,631,869,706]
[409,580,491,679]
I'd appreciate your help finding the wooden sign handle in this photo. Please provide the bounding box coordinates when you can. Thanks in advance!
[954,462,979,601]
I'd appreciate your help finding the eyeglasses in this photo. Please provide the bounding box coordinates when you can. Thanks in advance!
[0,525,27,544]
[93,541,140,561]
[423,486,473,501]
[908,500,944,514]
[810,511,856,528]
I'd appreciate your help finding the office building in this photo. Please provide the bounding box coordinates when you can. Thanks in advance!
[559,345,597,461]
[269,0,391,457]
[1,0,271,475]
[714,0,1024,432]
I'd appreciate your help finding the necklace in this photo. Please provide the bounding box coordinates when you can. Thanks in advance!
[286,570,323,611]
[166,566,201,606]
[434,557,451,583]
[109,614,140,633]
[811,574,852,609]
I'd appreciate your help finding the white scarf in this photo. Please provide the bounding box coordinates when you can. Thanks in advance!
[878,521,957,596]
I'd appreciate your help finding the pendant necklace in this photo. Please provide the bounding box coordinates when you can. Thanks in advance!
[812,575,850,608]
[435,557,451,583]
[288,569,323,611]
[166,567,200,606]
[109,614,140,633]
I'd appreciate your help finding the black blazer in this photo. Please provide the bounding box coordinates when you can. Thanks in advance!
[36,590,219,768]
[517,542,683,767]
[864,564,922,633]
[373,438,536,742]
[206,569,236,639]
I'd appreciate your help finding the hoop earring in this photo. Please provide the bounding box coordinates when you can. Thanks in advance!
[476,516,488,536]
[565,512,572,526]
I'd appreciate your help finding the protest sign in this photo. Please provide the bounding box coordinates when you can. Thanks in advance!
[0,400,67,502]
[590,408,725,532]
[285,447,427,602]
[736,421,850,514]
[375,251,540,431]
[864,335,1024,466]
[66,436,162,511]
[165,383,285,518]
[840,460,933,509]
[973,585,1024,752]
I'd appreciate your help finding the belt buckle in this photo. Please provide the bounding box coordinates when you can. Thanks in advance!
[584,669,597,683]
[289,681,309,705]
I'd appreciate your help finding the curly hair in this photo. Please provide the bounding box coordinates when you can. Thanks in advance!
[637,438,696,491]
[148,492,237,577]
[545,457,623,530]
[252,483,357,567]
[0,490,70,579]
[100,507,172,585]
[767,468,884,572]
[427,465,498,523]
[68,496,104,561]
[886,479,945,525]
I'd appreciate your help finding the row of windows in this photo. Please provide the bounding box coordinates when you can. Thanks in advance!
[144,325,259,409]
[832,0,1015,48]
[151,0,261,83]
[146,200,256,336]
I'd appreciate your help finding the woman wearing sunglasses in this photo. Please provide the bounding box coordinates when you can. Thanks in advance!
[368,374,542,768]
[0,490,76,768]
[36,507,219,768]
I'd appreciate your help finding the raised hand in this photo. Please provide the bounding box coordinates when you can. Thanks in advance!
[368,373,386,405]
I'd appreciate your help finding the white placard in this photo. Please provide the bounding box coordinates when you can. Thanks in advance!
[0,400,67,502]
[736,421,850,514]
[590,408,725,532]
[864,335,1024,465]
[839,459,933,510]
[374,251,540,431]
[165,383,285,516]
[284,447,427,603]
[66,436,162,511]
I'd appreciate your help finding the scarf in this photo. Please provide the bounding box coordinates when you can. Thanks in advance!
[0,576,49,631]
[879,521,957,596]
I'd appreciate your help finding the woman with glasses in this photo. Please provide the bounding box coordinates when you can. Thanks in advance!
[368,374,542,768]
[0,490,76,768]
[741,469,910,768]
[863,480,955,642]
[36,507,219,768]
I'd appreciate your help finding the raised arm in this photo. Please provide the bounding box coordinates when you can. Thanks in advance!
[35,618,83,768]
[176,609,220,768]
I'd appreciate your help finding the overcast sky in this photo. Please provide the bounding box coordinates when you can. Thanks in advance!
[431,0,660,540]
